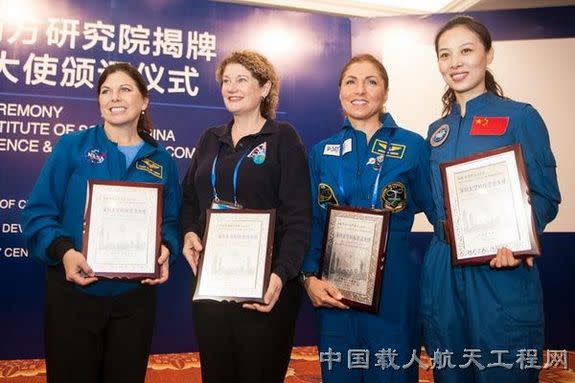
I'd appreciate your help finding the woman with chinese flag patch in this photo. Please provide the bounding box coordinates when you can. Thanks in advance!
[421,15,561,383]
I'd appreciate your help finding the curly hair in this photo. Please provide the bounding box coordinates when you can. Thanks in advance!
[216,50,280,119]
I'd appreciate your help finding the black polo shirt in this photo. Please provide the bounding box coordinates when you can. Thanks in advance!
[181,119,311,283]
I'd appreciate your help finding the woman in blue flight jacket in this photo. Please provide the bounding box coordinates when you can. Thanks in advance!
[420,16,561,383]
[301,54,435,383]
[21,63,181,383]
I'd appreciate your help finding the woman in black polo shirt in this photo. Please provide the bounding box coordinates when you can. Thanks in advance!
[180,50,311,383]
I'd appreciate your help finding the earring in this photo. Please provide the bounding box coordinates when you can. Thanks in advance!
[141,110,145,115]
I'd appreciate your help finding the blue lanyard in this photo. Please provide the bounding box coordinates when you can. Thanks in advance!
[211,144,250,205]
[338,129,395,209]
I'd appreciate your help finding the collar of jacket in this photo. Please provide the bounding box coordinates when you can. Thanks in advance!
[95,124,158,147]
[94,125,160,160]
[450,91,500,117]
[212,118,278,145]
[341,112,398,132]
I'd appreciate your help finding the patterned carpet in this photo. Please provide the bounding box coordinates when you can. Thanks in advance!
[1,347,574,382]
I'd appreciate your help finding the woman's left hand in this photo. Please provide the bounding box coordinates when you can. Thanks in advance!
[242,273,282,313]
[489,246,534,268]
[142,244,170,285]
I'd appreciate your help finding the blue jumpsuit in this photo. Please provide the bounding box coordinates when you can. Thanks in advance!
[21,125,181,382]
[302,114,435,383]
[22,125,181,293]
[420,92,561,383]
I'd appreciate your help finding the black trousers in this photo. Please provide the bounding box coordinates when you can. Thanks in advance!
[44,272,157,383]
[192,278,303,383]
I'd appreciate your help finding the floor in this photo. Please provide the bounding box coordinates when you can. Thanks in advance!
[1,347,574,382]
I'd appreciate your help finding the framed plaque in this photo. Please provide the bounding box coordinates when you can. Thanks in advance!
[320,205,390,313]
[193,209,275,303]
[441,144,540,266]
[82,180,163,279]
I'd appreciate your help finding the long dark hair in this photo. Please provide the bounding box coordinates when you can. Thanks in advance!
[97,62,153,135]
[435,16,504,115]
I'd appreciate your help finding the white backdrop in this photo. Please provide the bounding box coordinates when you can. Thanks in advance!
[371,37,574,232]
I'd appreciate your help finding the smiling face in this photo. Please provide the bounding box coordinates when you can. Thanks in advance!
[98,71,149,131]
[437,25,494,104]
[220,63,270,118]
[339,61,388,126]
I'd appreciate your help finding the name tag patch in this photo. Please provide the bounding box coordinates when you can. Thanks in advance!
[323,144,341,156]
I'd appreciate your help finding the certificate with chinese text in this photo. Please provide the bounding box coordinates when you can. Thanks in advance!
[83,180,162,279]
[320,205,390,313]
[193,209,275,303]
[441,144,540,266]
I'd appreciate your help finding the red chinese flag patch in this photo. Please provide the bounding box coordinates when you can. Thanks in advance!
[470,116,509,136]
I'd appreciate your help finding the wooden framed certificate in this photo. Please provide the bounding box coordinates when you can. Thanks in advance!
[320,205,390,313]
[82,180,163,279]
[440,144,540,266]
[193,209,275,303]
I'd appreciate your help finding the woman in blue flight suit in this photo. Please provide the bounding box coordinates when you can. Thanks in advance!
[301,54,435,383]
[21,63,181,383]
[420,16,561,383]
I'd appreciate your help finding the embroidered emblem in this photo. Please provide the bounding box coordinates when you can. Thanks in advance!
[248,142,266,165]
[342,138,352,155]
[430,124,450,147]
[381,182,407,213]
[318,183,338,209]
[136,158,163,179]
[323,144,340,156]
[470,116,509,136]
[85,148,106,164]
[371,139,406,159]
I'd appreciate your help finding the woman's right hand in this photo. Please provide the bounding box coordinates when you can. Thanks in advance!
[182,231,203,275]
[62,249,98,286]
[304,277,349,309]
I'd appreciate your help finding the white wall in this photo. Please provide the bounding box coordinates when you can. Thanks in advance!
[376,37,574,232]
